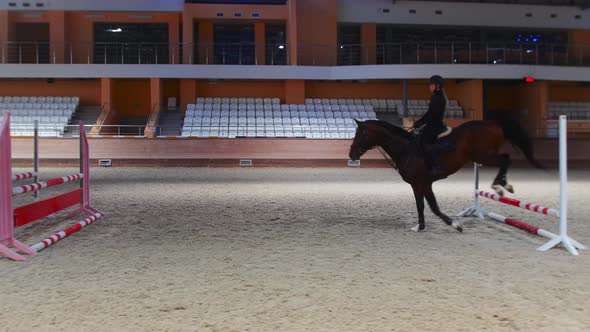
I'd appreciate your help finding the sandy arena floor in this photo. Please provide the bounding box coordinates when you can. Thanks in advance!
[1,167,589,332]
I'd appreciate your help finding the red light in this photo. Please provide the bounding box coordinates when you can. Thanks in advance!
[524,76,535,83]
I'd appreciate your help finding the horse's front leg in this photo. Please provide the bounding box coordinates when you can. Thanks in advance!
[411,185,426,232]
[424,187,463,232]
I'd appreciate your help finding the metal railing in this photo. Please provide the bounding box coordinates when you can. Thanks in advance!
[335,42,590,66]
[8,122,590,139]
[2,41,588,67]
[0,42,289,65]
[8,124,146,137]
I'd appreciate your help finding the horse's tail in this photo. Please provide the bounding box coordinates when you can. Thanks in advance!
[492,112,545,169]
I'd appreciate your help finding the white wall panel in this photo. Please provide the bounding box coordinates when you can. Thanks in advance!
[1,0,185,12]
[0,64,589,82]
[338,0,589,30]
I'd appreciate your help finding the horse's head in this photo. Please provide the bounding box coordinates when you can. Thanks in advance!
[349,119,379,161]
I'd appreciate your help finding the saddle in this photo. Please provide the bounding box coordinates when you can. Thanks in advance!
[414,126,454,153]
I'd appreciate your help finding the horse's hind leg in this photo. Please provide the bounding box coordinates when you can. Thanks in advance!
[424,187,463,232]
[491,153,514,196]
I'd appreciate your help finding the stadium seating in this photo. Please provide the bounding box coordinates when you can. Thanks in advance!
[180,96,467,138]
[0,96,79,136]
[181,97,378,138]
[303,98,465,119]
[547,102,590,120]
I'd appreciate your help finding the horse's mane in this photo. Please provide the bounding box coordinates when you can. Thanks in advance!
[365,120,413,140]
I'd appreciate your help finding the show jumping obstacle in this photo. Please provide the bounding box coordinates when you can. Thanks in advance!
[0,113,104,261]
[459,115,586,256]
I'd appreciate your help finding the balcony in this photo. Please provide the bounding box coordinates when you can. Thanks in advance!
[1,41,588,67]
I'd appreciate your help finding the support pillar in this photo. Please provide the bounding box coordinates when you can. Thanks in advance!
[168,15,180,64]
[48,11,65,64]
[198,20,214,65]
[146,78,163,138]
[180,79,197,112]
[402,79,408,117]
[182,13,194,64]
[92,78,114,135]
[255,22,266,65]
[0,11,9,63]
[100,78,113,112]
[287,0,298,65]
[285,80,305,104]
[361,23,376,65]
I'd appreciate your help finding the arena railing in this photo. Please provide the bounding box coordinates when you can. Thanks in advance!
[333,42,590,67]
[0,42,289,65]
[6,123,590,139]
[1,41,588,67]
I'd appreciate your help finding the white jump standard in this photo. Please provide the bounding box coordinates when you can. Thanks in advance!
[458,115,586,256]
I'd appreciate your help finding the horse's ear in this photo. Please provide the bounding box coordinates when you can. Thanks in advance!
[354,119,362,125]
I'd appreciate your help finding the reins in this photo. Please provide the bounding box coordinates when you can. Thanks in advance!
[377,146,398,170]
[376,126,416,171]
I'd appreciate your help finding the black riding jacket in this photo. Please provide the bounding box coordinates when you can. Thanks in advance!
[414,90,446,131]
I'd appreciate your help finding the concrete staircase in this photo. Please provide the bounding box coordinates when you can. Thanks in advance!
[66,106,102,135]
[120,116,148,136]
[157,111,184,136]
[377,112,403,126]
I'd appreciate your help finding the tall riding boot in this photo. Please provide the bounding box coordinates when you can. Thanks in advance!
[424,145,443,178]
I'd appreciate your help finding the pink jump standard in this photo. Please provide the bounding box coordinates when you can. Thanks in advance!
[0,113,105,261]
[458,115,586,256]
[0,114,35,261]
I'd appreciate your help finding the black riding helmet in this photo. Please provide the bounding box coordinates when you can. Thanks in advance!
[429,75,444,88]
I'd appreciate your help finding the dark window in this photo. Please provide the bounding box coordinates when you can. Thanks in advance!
[375,24,568,65]
[338,24,361,65]
[265,23,286,65]
[214,23,255,65]
[93,23,169,64]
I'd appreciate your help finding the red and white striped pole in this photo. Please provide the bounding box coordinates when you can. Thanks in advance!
[11,172,37,181]
[486,212,557,240]
[12,174,83,195]
[29,212,103,252]
[475,189,559,218]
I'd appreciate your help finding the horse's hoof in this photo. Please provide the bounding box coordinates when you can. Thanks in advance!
[451,221,463,233]
[504,183,515,194]
[492,184,504,197]
[411,224,425,232]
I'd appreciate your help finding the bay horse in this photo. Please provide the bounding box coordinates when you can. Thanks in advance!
[349,115,543,232]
